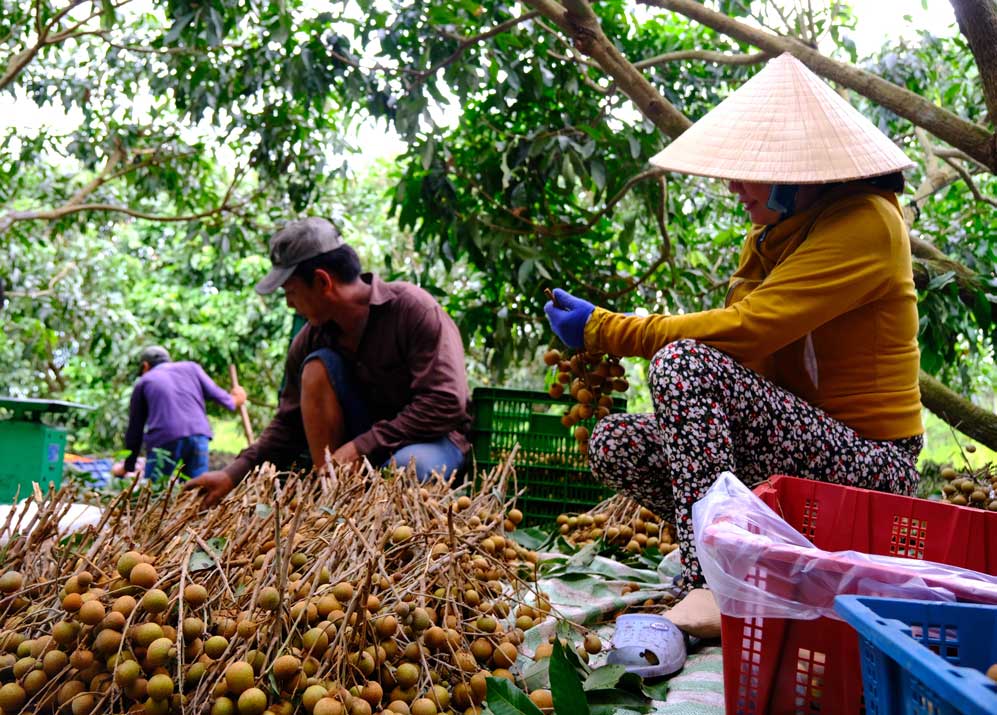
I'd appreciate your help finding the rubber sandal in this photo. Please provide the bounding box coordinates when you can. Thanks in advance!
[605,614,687,678]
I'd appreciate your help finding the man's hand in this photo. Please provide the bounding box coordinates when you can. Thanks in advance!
[111,461,127,477]
[230,386,247,409]
[183,470,236,507]
[331,441,361,468]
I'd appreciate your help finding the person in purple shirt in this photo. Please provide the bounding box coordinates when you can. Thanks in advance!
[112,346,247,481]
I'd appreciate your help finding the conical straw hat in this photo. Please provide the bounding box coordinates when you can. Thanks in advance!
[649,53,913,184]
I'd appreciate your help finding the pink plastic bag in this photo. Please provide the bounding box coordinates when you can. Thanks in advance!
[692,472,997,620]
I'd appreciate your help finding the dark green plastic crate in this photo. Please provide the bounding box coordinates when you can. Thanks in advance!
[471,387,626,524]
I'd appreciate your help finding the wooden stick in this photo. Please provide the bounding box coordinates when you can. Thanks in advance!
[229,364,255,445]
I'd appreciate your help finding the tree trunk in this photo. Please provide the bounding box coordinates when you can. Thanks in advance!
[949,0,997,125]
[920,371,997,452]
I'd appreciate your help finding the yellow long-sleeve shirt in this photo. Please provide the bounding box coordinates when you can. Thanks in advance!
[585,185,923,440]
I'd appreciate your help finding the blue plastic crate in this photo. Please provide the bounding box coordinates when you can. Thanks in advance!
[65,457,116,488]
[834,596,997,715]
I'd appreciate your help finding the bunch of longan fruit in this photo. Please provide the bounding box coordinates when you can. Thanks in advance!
[542,348,628,454]
[556,501,678,556]
[939,458,997,511]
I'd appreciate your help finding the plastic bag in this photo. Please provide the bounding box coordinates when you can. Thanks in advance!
[0,500,103,545]
[692,472,997,620]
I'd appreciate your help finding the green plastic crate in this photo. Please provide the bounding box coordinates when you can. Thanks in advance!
[0,397,92,505]
[471,387,626,524]
[0,421,67,504]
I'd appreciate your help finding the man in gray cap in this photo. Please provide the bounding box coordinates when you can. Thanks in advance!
[113,346,247,481]
[184,217,471,506]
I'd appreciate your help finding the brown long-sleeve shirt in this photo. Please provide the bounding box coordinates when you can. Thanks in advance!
[226,274,471,481]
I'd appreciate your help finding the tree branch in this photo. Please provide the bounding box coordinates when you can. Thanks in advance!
[538,16,618,94]
[6,262,77,300]
[526,0,692,139]
[934,147,989,171]
[1,0,133,90]
[634,49,770,71]
[408,11,539,85]
[949,0,997,125]
[96,35,236,55]
[1,45,44,90]
[0,200,244,228]
[939,155,997,209]
[920,370,997,452]
[64,145,128,208]
[0,167,248,233]
[640,0,997,171]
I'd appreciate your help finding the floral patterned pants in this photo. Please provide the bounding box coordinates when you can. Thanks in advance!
[589,339,923,587]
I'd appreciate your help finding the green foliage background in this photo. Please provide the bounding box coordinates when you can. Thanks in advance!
[1,0,994,461]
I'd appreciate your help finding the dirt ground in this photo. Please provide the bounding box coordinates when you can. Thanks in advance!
[208,451,238,471]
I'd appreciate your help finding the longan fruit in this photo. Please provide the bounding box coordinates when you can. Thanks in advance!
[528,690,553,710]
[184,583,209,607]
[129,562,158,589]
[583,633,602,654]
[0,571,23,594]
[238,687,268,715]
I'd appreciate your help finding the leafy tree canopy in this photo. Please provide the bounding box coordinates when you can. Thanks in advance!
[1,0,995,451]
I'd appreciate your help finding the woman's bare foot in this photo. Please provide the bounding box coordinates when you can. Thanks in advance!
[664,588,722,639]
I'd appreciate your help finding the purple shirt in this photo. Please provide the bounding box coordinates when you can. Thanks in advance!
[123,361,235,471]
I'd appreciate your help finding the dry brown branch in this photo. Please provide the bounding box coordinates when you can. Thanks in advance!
[0,457,591,713]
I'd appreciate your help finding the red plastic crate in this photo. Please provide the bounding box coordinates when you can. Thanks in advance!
[719,475,997,715]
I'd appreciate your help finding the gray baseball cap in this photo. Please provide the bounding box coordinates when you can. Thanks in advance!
[255,218,344,295]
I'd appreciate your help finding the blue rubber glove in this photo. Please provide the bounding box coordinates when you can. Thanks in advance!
[544,288,595,349]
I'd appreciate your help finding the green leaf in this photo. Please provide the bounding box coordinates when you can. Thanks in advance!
[485,677,544,715]
[188,537,226,571]
[517,259,533,288]
[550,640,591,715]
[927,270,956,290]
[521,657,550,692]
[640,678,671,700]
[421,138,436,171]
[100,0,116,31]
[583,665,628,691]
[590,160,606,191]
[508,526,554,551]
[164,12,195,43]
[972,290,992,332]
[208,8,225,45]
[561,154,576,186]
[587,688,653,713]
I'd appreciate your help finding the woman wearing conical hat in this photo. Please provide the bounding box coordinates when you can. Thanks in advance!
[545,54,922,594]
